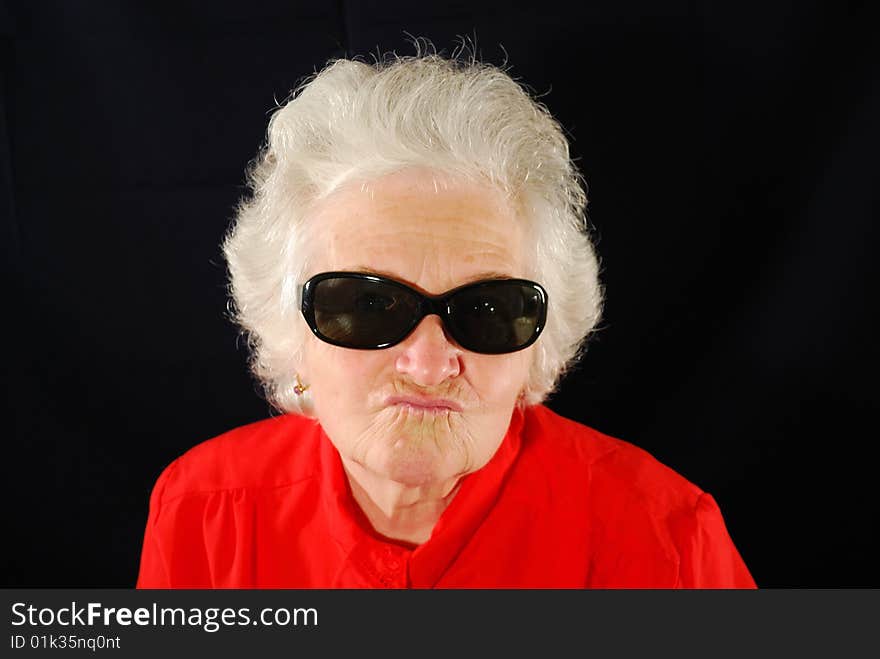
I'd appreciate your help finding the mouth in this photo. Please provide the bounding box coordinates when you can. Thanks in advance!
[385,395,463,413]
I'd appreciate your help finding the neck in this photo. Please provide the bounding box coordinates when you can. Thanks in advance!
[341,456,462,545]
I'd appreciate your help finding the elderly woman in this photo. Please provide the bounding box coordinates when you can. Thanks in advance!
[136,53,755,588]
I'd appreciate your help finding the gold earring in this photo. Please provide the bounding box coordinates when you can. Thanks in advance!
[293,374,310,396]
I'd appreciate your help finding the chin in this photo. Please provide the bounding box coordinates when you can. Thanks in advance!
[350,406,471,487]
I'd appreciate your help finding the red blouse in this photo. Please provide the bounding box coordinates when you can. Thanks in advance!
[136,405,755,588]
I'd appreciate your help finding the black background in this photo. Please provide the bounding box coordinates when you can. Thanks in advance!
[2,1,877,587]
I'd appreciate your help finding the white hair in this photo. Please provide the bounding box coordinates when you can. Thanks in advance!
[223,45,603,414]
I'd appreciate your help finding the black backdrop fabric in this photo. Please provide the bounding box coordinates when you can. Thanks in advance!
[2,1,877,587]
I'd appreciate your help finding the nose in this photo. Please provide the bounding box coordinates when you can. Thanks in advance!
[394,315,462,386]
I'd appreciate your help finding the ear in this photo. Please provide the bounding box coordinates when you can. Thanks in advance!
[293,343,309,383]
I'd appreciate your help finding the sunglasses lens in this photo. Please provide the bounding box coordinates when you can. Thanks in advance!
[447,281,545,353]
[310,277,419,348]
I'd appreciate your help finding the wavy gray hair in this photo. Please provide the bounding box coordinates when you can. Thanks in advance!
[223,49,603,414]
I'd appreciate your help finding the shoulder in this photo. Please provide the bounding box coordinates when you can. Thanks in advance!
[150,413,323,505]
[520,404,704,511]
[518,406,757,587]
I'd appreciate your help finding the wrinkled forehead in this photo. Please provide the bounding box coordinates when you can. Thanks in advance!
[302,168,534,288]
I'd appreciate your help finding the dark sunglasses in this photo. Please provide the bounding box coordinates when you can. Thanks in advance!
[301,272,548,354]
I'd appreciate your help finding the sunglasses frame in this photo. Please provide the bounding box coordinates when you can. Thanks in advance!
[301,271,548,354]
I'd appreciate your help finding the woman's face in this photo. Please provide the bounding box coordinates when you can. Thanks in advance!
[300,168,535,489]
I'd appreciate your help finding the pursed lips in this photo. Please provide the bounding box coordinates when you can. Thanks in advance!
[385,395,463,413]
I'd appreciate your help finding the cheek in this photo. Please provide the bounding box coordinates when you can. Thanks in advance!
[303,340,386,403]
[466,352,532,404]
